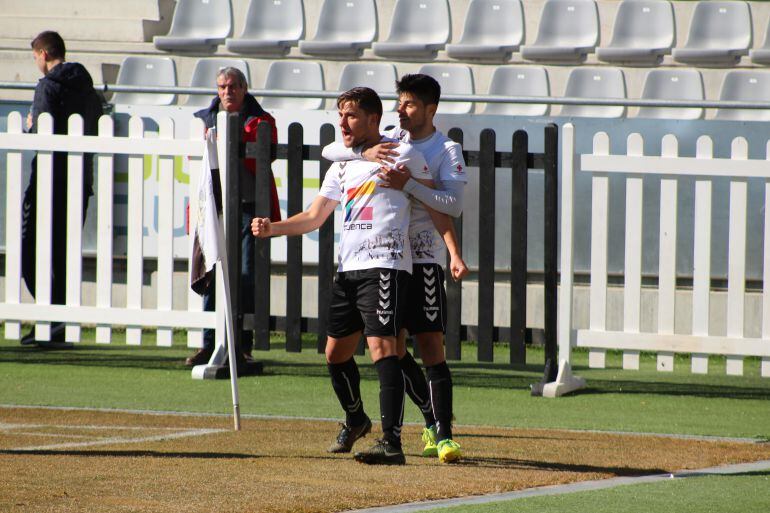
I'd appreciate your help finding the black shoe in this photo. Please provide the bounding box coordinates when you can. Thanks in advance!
[21,323,70,348]
[185,348,213,366]
[20,329,36,346]
[353,438,406,465]
[327,417,372,453]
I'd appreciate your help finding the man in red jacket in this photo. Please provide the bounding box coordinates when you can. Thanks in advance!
[186,67,280,366]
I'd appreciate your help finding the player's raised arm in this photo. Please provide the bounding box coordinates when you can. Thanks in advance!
[252,195,338,238]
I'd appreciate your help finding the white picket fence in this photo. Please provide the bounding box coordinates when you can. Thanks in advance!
[559,123,770,378]
[0,111,231,346]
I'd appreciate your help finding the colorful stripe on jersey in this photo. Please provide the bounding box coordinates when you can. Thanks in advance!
[344,181,376,222]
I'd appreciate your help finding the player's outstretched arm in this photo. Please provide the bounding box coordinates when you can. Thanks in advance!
[252,195,338,238]
[322,140,398,165]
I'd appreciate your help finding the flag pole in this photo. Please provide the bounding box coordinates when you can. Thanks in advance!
[215,220,241,431]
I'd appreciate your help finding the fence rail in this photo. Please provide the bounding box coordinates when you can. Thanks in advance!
[1,111,560,369]
[1,111,211,346]
[559,123,770,378]
[238,118,560,365]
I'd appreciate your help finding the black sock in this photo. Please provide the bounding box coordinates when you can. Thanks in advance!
[374,355,405,447]
[327,358,367,427]
[426,361,453,441]
[400,351,436,428]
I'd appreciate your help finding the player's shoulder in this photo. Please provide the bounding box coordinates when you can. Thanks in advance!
[433,130,462,153]
[383,126,408,141]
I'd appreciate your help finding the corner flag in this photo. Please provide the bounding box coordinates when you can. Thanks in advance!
[190,129,242,430]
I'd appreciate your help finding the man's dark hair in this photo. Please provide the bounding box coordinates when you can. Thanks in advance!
[336,87,383,120]
[31,31,66,60]
[396,74,441,106]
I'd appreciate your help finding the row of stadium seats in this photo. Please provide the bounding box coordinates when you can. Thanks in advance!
[153,0,770,66]
[112,56,770,121]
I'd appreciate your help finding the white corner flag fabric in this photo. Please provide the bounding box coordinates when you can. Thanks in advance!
[191,130,221,295]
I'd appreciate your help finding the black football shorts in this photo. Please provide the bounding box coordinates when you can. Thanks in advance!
[404,263,447,335]
[327,268,410,339]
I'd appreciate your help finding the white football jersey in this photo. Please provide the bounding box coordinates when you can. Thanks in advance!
[319,139,430,272]
[384,127,467,264]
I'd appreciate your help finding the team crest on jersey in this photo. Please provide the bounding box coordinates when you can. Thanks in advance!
[456,164,464,174]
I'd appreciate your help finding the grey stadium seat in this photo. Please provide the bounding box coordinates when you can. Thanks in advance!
[635,69,704,120]
[483,66,550,116]
[672,1,752,65]
[596,0,675,64]
[260,61,324,110]
[418,64,474,114]
[372,0,450,59]
[299,0,377,57]
[185,59,250,107]
[520,0,599,62]
[446,0,524,60]
[559,67,626,118]
[225,0,304,55]
[153,0,232,52]
[750,20,770,65]
[112,57,177,106]
[338,63,398,111]
[714,70,770,121]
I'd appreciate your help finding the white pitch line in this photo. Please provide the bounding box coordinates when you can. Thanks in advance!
[347,459,770,513]
[1,422,189,431]
[0,404,764,444]
[8,431,100,440]
[10,428,225,452]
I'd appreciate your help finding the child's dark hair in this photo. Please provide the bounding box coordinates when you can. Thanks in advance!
[31,31,66,60]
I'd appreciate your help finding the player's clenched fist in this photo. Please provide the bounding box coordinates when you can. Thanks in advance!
[449,254,469,282]
[251,217,272,238]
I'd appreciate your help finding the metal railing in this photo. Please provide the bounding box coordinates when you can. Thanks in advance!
[2,81,770,110]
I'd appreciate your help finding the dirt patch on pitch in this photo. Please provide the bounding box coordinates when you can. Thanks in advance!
[1,407,768,513]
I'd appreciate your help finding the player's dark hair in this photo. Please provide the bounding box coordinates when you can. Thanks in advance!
[336,87,383,120]
[31,31,66,60]
[396,74,441,106]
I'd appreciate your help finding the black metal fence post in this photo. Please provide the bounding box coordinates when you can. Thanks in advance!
[445,128,464,361]
[225,113,243,354]
[477,129,496,362]
[285,123,304,352]
[510,130,528,365]
[317,124,336,353]
[543,123,559,381]
[253,120,273,351]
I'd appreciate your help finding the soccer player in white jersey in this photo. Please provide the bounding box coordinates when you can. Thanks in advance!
[322,74,467,463]
[252,87,459,465]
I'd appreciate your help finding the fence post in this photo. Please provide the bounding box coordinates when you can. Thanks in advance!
[253,120,273,351]
[543,123,559,382]
[285,122,304,352]
[317,124,336,353]
[510,130,528,365]
[477,128,496,362]
[446,128,464,360]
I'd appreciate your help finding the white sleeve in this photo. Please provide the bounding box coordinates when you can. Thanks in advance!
[390,143,431,180]
[321,142,360,162]
[318,164,342,202]
[403,179,465,217]
[438,141,468,183]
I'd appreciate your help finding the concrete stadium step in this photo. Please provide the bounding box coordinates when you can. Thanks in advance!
[1,0,159,19]
[0,16,148,43]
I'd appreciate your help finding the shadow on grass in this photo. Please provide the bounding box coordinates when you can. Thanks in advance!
[456,456,666,476]
[3,343,769,401]
[0,449,257,459]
